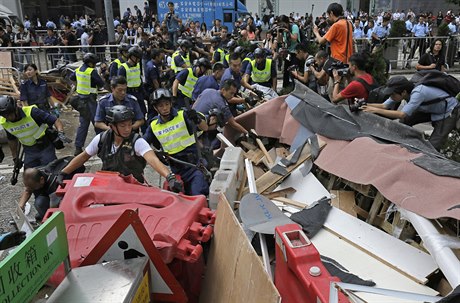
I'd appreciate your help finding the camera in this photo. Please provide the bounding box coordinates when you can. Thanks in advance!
[305,57,316,67]
[349,98,367,112]
[327,61,349,77]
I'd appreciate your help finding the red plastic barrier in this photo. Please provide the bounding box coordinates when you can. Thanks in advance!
[44,171,215,301]
[275,224,350,303]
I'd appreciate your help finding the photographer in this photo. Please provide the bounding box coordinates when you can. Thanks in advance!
[276,15,300,87]
[313,3,353,64]
[163,2,181,46]
[308,50,332,100]
[330,52,377,104]
[290,43,316,91]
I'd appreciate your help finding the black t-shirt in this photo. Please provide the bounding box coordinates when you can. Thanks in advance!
[418,52,446,71]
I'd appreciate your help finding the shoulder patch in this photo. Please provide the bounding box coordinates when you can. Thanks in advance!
[127,94,138,101]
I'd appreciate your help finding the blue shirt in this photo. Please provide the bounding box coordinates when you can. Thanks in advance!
[164,11,180,33]
[221,68,242,90]
[192,75,219,101]
[70,64,105,93]
[173,51,188,70]
[5,107,57,141]
[244,59,277,88]
[405,20,413,32]
[353,27,364,39]
[373,23,389,39]
[145,60,161,93]
[192,89,233,123]
[95,93,144,123]
[20,78,50,106]
[44,35,59,53]
[383,85,458,121]
[109,57,125,80]
[412,23,429,37]
[175,68,191,86]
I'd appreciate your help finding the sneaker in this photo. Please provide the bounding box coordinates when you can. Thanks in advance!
[74,147,83,156]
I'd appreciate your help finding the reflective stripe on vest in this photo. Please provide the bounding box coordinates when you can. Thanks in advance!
[121,62,142,88]
[178,68,198,99]
[0,106,48,146]
[150,110,195,154]
[76,65,97,95]
[250,59,272,83]
[111,58,123,69]
[213,48,226,64]
[225,53,230,64]
[171,50,190,73]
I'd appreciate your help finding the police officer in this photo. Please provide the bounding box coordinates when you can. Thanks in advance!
[371,16,390,49]
[20,63,55,111]
[109,43,130,80]
[0,95,70,169]
[94,76,145,132]
[171,39,192,74]
[70,52,104,156]
[117,47,147,119]
[192,62,225,100]
[223,40,238,67]
[144,88,209,196]
[172,57,211,108]
[145,48,165,96]
[19,157,84,221]
[60,105,183,192]
[408,15,430,68]
[242,47,277,92]
[211,36,225,65]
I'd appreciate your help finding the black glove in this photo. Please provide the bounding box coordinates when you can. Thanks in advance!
[245,96,257,107]
[57,131,72,143]
[186,109,203,125]
[253,89,264,99]
[167,173,184,193]
[56,172,69,187]
[0,147,4,163]
[246,131,259,141]
[0,231,26,250]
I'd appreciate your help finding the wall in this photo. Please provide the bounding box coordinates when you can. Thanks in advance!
[245,0,347,19]
[0,0,22,19]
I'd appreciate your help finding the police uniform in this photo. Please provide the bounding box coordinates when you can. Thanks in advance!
[192,75,220,101]
[409,22,429,60]
[175,67,199,109]
[245,58,276,88]
[0,105,57,168]
[212,47,226,64]
[70,63,104,152]
[109,56,125,80]
[118,61,146,116]
[143,108,209,196]
[19,78,51,110]
[171,50,191,74]
[95,94,144,125]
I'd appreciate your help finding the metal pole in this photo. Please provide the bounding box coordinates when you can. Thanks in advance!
[104,0,116,43]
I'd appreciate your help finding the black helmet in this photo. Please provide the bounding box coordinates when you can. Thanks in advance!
[0,95,16,116]
[254,48,265,58]
[105,105,134,124]
[226,40,237,51]
[211,36,221,44]
[150,88,172,105]
[118,43,130,53]
[180,39,193,50]
[128,46,142,59]
[196,57,211,69]
[83,52,99,65]
[234,46,244,56]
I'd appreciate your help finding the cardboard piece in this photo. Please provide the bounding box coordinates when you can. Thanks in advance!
[331,190,357,217]
[200,195,281,303]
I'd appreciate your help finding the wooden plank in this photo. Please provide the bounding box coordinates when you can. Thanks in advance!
[262,187,296,199]
[275,147,290,158]
[9,76,19,95]
[243,139,326,195]
[342,179,372,196]
[200,195,280,303]
[330,190,357,217]
[236,169,247,201]
[252,165,265,180]
[240,141,257,151]
[272,197,306,209]
[367,192,385,225]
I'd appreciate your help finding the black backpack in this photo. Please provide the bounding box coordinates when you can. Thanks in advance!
[355,77,390,103]
[410,70,460,98]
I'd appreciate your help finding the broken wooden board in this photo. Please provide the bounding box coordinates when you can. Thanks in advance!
[331,190,357,217]
[242,138,326,195]
[200,195,280,303]
[272,197,306,209]
[263,187,296,199]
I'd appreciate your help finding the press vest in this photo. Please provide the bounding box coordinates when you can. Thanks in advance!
[0,106,48,146]
[250,59,272,83]
[213,48,226,64]
[76,65,97,95]
[121,62,142,88]
[97,130,146,183]
[178,68,198,99]
[150,110,195,154]
[171,50,190,73]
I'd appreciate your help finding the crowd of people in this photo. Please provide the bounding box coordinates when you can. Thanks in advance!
[0,2,459,222]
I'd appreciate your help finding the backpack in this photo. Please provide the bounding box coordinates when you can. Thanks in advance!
[355,77,390,103]
[410,70,460,98]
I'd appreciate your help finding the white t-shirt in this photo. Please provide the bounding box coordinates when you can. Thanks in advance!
[85,133,152,158]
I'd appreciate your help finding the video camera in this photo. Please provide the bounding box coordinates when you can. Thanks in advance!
[305,57,316,68]
[349,98,367,113]
[327,61,349,77]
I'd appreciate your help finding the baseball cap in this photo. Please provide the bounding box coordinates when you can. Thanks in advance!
[383,76,412,95]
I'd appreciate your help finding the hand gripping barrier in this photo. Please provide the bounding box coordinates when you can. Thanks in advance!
[275,224,350,303]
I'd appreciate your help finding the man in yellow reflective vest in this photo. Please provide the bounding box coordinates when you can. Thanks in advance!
[109,43,129,80]
[172,58,211,109]
[0,95,70,169]
[70,52,104,155]
[143,88,210,196]
[171,39,192,74]
[117,46,147,131]
[242,47,277,92]
[210,36,225,65]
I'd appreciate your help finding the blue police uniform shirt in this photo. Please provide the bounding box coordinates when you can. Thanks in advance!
[20,78,50,106]
[192,88,233,124]
[43,35,59,52]
[244,59,277,88]
[353,27,364,39]
[412,23,428,37]
[95,93,144,122]
[373,24,389,39]
[192,75,219,101]
[405,20,413,32]
[241,53,254,74]
[221,68,242,90]
[5,107,57,141]
[70,64,105,93]
[175,68,192,93]
[109,57,125,80]
[383,85,458,121]
[173,51,187,69]
[145,60,161,93]
[366,27,374,39]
